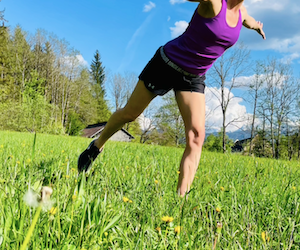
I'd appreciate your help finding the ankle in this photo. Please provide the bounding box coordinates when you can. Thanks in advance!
[94,140,104,151]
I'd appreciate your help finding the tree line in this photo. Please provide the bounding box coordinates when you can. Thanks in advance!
[204,44,300,160]
[0,23,112,135]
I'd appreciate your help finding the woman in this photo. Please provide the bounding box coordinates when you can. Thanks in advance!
[78,0,265,197]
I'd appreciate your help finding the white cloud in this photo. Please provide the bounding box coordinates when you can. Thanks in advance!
[205,87,251,132]
[126,14,153,51]
[76,55,89,67]
[170,20,188,38]
[250,35,300,53]
[143,1,156,12]
[280,53,300,64]
[246,0,287,13]
[138,113,155,131]
[239,0,300,67]
[61,54,88,69]
[170,0,186,4]
[119,14,154,72]
[243,34,300,64]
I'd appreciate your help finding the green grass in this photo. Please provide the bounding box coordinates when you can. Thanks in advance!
[0,130,300,249]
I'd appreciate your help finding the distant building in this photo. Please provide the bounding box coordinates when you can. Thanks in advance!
[232,138,252,152]
[82,122,134,142]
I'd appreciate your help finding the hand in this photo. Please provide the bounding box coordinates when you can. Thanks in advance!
[256,21,266,40]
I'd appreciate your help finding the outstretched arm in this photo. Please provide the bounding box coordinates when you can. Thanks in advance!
[241,5,266,39]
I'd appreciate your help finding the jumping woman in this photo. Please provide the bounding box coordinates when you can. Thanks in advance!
[78,0,266,197]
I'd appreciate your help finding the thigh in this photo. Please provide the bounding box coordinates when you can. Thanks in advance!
[123,79,157,117]
[175,91,206,133]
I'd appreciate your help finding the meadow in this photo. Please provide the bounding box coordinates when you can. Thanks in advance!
[0,130,300,249]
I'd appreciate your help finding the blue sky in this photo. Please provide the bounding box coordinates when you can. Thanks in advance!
[3,0,300,74]
[2,0,300,132]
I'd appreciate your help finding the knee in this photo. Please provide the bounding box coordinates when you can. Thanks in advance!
[186,126,205,150]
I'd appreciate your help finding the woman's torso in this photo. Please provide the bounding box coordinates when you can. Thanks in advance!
[163,0,243,75]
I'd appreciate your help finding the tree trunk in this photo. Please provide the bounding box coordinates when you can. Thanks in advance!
[262,116,266,156]
[249,94,257,156]
[275,122,281,159]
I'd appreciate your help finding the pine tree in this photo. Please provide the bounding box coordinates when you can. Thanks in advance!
[90,50,105,94]
[0,0,7,24]
[11,25,32,101]
[90,50,111,122]
[0,25,13,102]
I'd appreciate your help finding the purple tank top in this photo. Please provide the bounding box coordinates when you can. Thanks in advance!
[163,0,242,75]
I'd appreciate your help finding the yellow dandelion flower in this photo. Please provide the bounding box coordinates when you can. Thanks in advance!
[261,231,266,244]
[71,168,76,172]
[17,161,20,164]
[0,145,3,148]
[129,200,133,203]
[220,187,225,191]
[293,186,296,191]
[72,195,77,201]
[162,216,174,223]
[42,153,46,157]
[174,226,181,234]
[216,207,221,213]
[26,159,31,163]
[155,180,159,184]
[61,150,65,153]
[50,150,53,153]
[123,197,129,203]
[65,175,70,179]
[177,171,180,174]
[49,207,57,215]
[155,227,161,232]
[104,232,108,237]
[75,179,77,183]
[22,143,26,147]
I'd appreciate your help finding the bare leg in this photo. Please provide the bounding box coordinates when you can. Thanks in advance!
[175,91,206,197]
[94,80,156,149]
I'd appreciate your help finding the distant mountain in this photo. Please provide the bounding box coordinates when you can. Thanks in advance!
[227,130,251,141]
[206,129,251,141]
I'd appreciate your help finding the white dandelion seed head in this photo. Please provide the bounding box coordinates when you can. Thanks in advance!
[23,189,39,208]
[23,186,54,211]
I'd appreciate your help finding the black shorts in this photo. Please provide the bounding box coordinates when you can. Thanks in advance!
[139,47,206,96]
